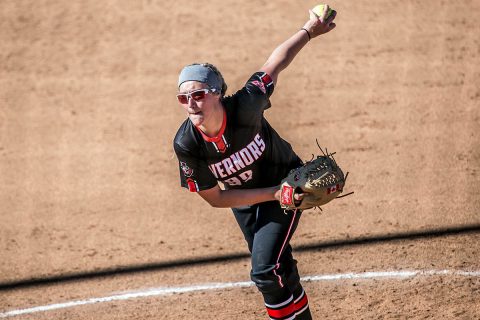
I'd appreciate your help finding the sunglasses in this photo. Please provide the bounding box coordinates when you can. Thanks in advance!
[176,88,217,104]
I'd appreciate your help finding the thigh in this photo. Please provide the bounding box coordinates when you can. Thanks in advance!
[251,201,301,271]
[232,205,258,253]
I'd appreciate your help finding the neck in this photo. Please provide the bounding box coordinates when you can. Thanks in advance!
[198,101,224,137]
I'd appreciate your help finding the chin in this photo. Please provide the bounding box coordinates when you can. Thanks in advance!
[189,114,204,127]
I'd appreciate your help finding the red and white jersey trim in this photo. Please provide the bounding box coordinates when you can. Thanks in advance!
[186,178,199,192]
[260,72,274,87]
[195,111,229,153]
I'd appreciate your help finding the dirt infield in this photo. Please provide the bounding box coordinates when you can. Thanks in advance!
[1,0,479,319]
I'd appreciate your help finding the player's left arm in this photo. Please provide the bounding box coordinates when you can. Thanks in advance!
[198,185,277,208]
[260,6,337,85]
[197,184,303,208]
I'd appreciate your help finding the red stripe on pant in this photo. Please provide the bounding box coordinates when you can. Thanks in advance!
[266,302,296,319]
[294,292,309,313]
[274,209,298,288]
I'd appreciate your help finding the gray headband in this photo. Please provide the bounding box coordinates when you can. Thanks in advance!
[178,64,222,92]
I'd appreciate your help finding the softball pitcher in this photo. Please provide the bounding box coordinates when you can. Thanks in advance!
[173,6,337,319]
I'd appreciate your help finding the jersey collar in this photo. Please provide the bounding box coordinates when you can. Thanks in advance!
[195,109,227,142]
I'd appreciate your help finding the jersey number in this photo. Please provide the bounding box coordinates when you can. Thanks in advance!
[223,170,253,186]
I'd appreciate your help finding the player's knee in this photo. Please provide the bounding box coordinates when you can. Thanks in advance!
[284,262,301,293]
[250,266,285,294]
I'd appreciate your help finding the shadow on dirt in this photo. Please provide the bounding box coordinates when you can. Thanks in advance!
[2,223,479,291]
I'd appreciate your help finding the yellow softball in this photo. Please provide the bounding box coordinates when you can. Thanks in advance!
[312,4,334,19]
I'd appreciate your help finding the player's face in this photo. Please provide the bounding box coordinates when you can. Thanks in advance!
[178,81,219,127]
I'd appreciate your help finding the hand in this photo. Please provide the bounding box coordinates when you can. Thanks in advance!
[273,187,306,206]
[303,5,337,39]
[293,192,305,206]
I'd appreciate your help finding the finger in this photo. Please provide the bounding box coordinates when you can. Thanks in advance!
[326,10,337,23]
[325,10,337,24]
[294,193,305,201]
[328,22,337,32]
[293,193,304,206]
[320,4,329,22]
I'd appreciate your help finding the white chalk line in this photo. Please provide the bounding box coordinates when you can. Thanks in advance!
[1,269,479,318]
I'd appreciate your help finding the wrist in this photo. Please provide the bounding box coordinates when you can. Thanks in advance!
[272,186,281,202]
[300,28,311,41]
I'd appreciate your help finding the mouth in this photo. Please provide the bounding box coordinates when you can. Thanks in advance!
[189,110,202,116]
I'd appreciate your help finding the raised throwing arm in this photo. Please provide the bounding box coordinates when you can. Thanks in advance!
[260,5,337,85]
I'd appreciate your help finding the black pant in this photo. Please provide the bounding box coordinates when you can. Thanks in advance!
[233,201,312,319]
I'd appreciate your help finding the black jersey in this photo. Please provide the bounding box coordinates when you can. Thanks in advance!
[173,72,301,192]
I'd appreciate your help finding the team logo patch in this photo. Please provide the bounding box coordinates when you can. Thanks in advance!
[281,184,294,206]
[327,184,340,194]
[251,80,266,94]
[180,161,194,177]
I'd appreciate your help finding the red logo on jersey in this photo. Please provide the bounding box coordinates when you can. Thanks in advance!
[180,161,193,177]
[281,184,294,206]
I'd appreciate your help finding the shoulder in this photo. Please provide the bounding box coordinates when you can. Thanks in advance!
[233,72,274,96]
[244,71,275,97]
[173,119,201,156]
[222,71,275,112]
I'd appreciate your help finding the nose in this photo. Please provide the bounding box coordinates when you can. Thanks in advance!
[183,101,198,115]
[187,96,198,109]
